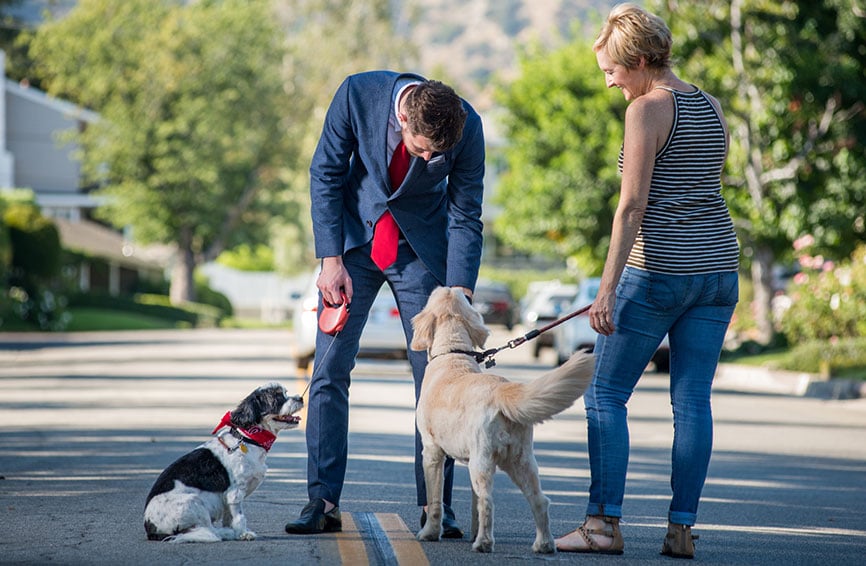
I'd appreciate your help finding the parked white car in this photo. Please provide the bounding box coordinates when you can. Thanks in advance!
[291,270,407,372]
[521,282,579,358]
[553,277,670,372]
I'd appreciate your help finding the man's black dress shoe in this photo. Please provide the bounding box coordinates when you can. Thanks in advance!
[285,499,342,534]
[420,503,464,539]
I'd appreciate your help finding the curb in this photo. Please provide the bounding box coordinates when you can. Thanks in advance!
[714,363,865,399]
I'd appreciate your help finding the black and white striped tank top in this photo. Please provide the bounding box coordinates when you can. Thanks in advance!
[619,87,739,275]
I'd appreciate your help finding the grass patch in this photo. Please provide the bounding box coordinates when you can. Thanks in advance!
[721,338,866,381]
[65,308,181,331]
[720,347,789,367]
[219,317,292,329]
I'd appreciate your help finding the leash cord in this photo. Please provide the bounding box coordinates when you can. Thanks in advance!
[478,303,592,368]
[300,330,340,399]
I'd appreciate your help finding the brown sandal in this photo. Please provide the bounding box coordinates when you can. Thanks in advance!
[661,522,699,559]
[555,515,624,554]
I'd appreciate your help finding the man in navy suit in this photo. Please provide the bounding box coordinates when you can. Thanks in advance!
[285,71,485,536]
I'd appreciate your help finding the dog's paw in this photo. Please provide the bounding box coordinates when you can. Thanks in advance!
[532,537,556,554]
[472,538,494,553]
[416,526,441,542]
[239,530,257,541]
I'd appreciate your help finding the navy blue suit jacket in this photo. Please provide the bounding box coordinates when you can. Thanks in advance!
[310,71,485,290]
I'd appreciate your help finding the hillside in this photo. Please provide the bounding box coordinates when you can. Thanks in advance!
[9,0,619,110]
[408,0,621,110]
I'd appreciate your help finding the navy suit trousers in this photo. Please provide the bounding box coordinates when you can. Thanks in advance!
[306,240,456,507]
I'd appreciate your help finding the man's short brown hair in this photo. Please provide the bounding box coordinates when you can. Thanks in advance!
[403,80,468,152]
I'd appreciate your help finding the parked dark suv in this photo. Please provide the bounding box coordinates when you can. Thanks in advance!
[473,281,519,330]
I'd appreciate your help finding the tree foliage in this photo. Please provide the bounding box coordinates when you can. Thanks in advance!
[493,40,626,276]
[0,0,33,84]
[27,0,292,302]
[269,0,414,273]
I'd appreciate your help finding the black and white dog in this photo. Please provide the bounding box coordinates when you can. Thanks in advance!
[144,383,303,543]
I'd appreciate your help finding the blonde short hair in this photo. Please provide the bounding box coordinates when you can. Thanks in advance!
[593,3,672,70]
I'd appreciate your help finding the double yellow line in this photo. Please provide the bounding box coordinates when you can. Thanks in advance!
[316,512,428,565]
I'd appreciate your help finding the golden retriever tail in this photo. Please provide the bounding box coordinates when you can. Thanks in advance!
[497,350,594,425]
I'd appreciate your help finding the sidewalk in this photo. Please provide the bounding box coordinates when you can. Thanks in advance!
[714,362,866,399]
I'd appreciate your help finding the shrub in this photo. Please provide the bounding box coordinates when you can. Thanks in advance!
[781,336,866,378]
[779,242,866,343]
[0,198,69,331]
[2,285,71,331]
[136,293,223,327]
[3,202,62,281]
[0,221,10,274]
[194,274,234,318]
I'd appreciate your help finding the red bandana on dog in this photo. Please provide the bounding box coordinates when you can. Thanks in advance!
[212,411,277,452]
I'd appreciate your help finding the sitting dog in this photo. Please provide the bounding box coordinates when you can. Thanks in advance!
[144,383,303,543]
[411,287,593,553]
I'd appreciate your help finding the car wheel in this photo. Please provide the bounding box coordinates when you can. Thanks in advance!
[652,350,670,373]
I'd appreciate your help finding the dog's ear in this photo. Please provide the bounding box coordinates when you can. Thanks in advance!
[232,384,286,428]
[411,305,435,351]
[411,286,451,351]
[232,393,263,428]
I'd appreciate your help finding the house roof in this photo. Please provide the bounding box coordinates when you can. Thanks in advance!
[5,79,100,123]
[54,218,165,272]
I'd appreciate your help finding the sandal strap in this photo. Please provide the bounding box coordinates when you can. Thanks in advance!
[576,525,602,551]
[575,520,619,550]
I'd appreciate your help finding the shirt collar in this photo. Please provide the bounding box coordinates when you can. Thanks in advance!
[392,81,421,133]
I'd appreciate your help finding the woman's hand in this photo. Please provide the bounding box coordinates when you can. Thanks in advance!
[590,289,616,336]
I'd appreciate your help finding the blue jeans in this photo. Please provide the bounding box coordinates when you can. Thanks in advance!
[584,267,738,526]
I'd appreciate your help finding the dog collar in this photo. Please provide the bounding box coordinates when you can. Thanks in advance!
[429,349,485,363]
[212,411,277,452]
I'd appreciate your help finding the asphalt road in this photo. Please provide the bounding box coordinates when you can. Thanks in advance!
[1,328,865,565]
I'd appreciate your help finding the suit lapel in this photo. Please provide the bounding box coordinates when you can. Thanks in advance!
[382,72,427,198]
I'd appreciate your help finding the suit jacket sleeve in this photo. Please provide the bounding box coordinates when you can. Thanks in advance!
[309,76,356,259]
[444,110,485,291]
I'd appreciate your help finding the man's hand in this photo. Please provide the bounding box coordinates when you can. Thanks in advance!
[318,257,352,305]
[451,285,473,304]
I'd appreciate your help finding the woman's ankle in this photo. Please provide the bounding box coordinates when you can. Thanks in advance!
[587,515,619,528]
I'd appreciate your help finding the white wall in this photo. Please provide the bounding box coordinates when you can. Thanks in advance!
[199,262,311,322]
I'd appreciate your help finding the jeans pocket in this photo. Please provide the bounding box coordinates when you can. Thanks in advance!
[713,271,739,306]
[647,273,685,311]
[620,267,683,312]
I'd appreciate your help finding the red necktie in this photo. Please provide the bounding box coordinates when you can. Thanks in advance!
[371,141,410,270]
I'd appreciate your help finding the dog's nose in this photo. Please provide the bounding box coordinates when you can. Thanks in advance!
[290,395,303,402]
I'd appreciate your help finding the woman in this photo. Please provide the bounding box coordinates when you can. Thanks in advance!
[554,3,739,559]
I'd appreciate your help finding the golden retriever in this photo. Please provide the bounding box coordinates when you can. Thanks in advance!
[411,286,593,553]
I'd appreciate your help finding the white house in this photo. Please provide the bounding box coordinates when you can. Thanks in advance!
[1,49,164,295]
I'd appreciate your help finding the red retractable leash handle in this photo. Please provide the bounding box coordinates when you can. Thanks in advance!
[301,292,350,398]
[318,292,349,335]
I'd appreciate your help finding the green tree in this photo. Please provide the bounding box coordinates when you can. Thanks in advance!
[494,39,626,276]
[270,0,414,274]
[0,0,33,84]
[650,0,866,343]
[27,0,292,303]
